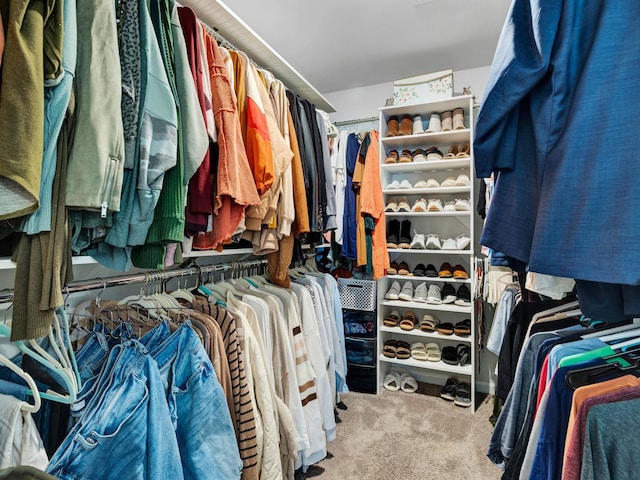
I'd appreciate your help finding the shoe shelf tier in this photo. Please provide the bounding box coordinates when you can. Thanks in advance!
[379,354,473,376]
[385,211,471,217]
[387,248,473,255]
[381,158,471,173]
[380,325,473,344]
[382,186,470,195]
[382,130,471,149]
[376,95,478,409]
[381,299,472,314]
[386,274,471,284]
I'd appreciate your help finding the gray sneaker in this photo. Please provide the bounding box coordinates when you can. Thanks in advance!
[426,284,442,304]
[410,232,426,249]
[413,282,428,303]
[425,234,441,250]
[398,281,414,301]
[384,281,402,300]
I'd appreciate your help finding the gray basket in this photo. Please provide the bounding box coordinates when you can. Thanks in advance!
[338,279,377,312]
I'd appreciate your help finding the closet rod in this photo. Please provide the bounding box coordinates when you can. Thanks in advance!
[0,259,267,304]
[199,22,266,72]
[333,116,378,126]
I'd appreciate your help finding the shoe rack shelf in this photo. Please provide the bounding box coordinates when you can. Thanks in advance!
[385,211,471,217]
[381,299,472,314]
[376,94,479,409]
[381,158,471,173]
[387,248,472,254]
[380,325,472,344]
[386,274,471,284]
[382,187,470,195]
[380,355,473,376]
[382,129,471,149]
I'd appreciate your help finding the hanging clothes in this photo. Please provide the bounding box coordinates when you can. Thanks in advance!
[341,133,360,260]
[474,0,640,320]
[0,0,64,220]
[0,394,48,470]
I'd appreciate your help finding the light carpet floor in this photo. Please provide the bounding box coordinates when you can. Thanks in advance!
[311,387,502,480]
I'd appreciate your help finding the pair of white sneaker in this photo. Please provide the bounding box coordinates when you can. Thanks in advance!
[412,233,470,250]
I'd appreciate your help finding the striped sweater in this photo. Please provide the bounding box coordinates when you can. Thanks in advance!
[193,302,259,480]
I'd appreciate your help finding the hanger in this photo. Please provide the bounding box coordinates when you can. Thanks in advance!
[0,317,78,404]
[582,319,640,339]
[169,273,196,303]
[0,351,41,413]
[564,349,640,389]
[523,300,582,341]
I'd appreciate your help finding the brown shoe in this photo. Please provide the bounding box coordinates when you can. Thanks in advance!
[384,150,399,164]
[399,149,413,163]
[456,143,471,158]
[444,145,459,159]
[398,115,413,135]
[386,116,399,136]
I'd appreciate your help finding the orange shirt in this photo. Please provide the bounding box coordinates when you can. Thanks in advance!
[360,130,390,279]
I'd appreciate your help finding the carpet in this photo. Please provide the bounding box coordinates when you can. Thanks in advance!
[311,387,502,480]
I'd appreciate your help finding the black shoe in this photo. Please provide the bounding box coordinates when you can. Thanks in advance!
[425,264,438,277]
[454,382,472,407]
[454,284,471,306]
[398,219,411,249]
[440,377,459,401]
[441,283,457,303]
[387,219,400,248]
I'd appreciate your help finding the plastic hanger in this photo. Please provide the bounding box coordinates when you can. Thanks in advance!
[582,319,639,339]
[564,353,640,389]
[0,351,41,413]
[0,327,77,404]
[523,300,581,340]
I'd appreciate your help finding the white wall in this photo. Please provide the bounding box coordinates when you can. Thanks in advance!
[324,65,492,123]
[324,64,500,395]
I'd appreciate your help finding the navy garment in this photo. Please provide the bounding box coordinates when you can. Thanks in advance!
[474,0,640,286]
[341,133,359,260]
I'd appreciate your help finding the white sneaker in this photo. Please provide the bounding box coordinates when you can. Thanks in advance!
[441,238,457,250]
[425,234,441,250]
[454,199,471,211]
[425,113,442,133]
[398,281,414,301]
[455,234,471,250]
[386,180,400,190]
[412,115,424,135]
[427,198,443,212]
[410,232,426,249]
[441,177,456,187]
[426,178,440,188]
[426,284,442,304]
[413,179,429,189]
[455,174,470,186]
[411,198,427,212]
[385,281,402,300]
[399,179,413,189]
[443,201,456,212]
[413,282,428,303]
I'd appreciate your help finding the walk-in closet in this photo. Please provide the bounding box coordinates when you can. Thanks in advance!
[0,0,637,478]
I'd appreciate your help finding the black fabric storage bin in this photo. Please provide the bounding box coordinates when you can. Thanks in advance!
[343,310,376,338]
[346,363,376,394]
[345,337,376,366]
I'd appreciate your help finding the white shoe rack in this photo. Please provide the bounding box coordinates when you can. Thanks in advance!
[376,95,479,409]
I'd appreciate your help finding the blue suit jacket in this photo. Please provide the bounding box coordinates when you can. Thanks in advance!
[474,0,640,285]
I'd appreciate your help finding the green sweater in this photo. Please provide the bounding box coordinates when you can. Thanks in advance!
[0,0,64,220]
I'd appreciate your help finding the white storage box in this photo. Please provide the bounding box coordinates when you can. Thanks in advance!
[393,69,454,106]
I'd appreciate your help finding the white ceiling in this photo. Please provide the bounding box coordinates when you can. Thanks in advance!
[221,0,512,95]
